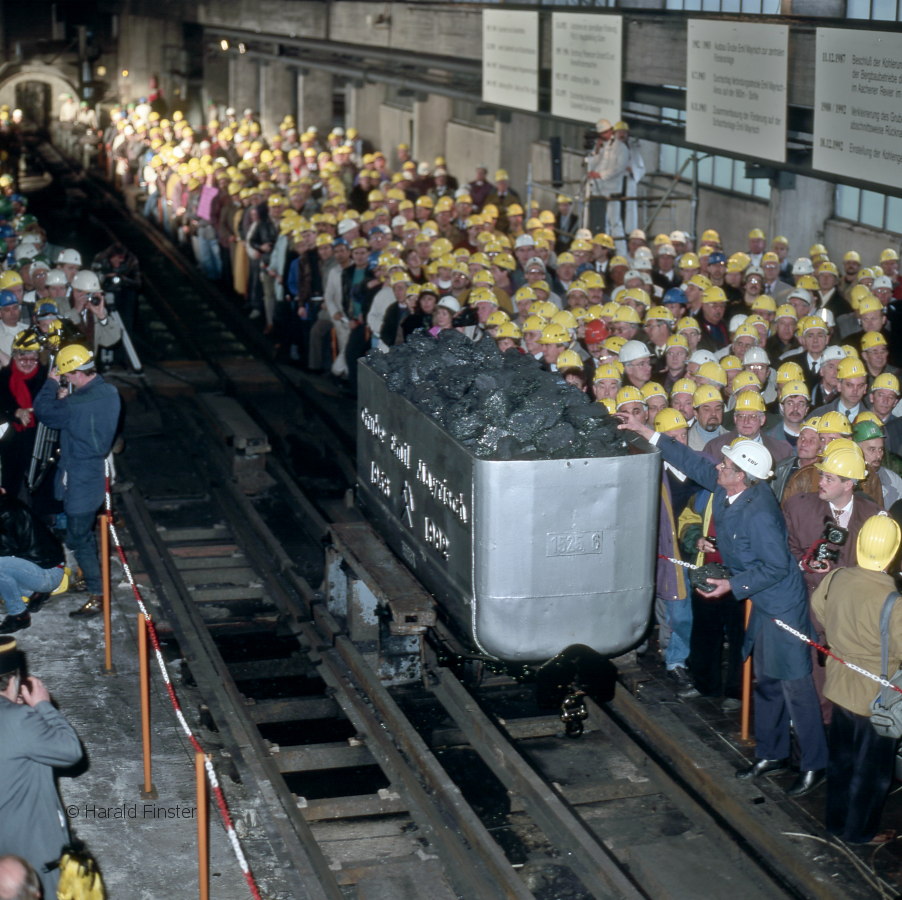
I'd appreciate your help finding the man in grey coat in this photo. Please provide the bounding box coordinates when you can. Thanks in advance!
[0,637,83,898]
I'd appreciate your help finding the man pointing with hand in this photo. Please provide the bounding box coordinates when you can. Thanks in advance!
[618,412,828,798]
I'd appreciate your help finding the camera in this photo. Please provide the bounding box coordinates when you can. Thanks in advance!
[821,520,848,547]
[451,305,478,328]
[88,293,103,307]
[689,562,731,594]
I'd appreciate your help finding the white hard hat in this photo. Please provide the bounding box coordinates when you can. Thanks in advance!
[791,257,814,276]
[14,244,37,262]
[742,347,770,366]
[46,269,68,287]
[596,119,613,133]
[722,439,773,480]
[689,349,717,367]
[728,314,748,333]
[72,270,101,292]
[57,248,82,266]
[619,340,652,364]
[815,307,835,329]
[820,345,847,363]
[437,296,461,314]
[787,288,813,306]
[874,275,893,290]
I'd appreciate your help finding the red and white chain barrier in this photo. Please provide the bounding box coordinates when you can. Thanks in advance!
[104,471,264,900]
[772,618,902,696]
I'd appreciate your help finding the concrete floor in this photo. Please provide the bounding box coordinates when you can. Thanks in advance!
[16,552,292,900]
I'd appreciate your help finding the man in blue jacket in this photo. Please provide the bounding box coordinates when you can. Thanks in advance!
[618,416,828,797]
[33,344,120,619]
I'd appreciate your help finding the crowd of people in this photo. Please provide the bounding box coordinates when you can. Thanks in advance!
[0,137,122,896]
[83,101,902,845]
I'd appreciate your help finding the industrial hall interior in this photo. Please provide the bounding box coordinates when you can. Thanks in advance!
[3,2,902,900]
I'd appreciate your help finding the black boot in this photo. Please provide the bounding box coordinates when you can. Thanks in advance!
[26,593,50,614]
[0,612,31,633]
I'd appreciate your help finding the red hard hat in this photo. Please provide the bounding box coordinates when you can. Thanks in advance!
[585,319,609,343]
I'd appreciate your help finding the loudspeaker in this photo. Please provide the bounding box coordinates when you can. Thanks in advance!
[550,136,563,189]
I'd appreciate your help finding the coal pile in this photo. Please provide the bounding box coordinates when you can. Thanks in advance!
[364,330,629,460]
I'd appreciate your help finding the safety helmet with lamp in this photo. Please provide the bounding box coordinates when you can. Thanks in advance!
[654,408,688,432]
[721,439,774,480]
[55,344,94,374]
[857,514,901,572]
[816,447,867,481]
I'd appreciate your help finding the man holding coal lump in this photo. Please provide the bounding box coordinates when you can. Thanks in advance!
[618,417,828,797]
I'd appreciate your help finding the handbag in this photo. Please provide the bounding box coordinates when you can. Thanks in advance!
[869,591,902,739]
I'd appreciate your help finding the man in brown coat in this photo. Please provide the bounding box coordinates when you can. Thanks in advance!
[784,446,879,723]
[812,515,902,844]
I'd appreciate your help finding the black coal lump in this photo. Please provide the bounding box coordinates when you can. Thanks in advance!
[367,336,629,459]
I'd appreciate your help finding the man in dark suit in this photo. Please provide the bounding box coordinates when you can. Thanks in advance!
[616,419,829,798]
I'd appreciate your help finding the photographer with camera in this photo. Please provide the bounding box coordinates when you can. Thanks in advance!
[618,413,828,798]
[784,445,879,725]
[92,242,140,338]
[62,270,122,362]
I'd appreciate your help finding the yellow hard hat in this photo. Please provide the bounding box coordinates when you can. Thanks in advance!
[539,323,570,345]
[486,310,510,327]
[615,386,645,409]
[641,382,667,401]
[696,361,727,387]
[556,349,583,369]
[692,385,723,407]
[733,391,766,413]
[816,447,867,481]
[671,378,698,397]
[837,357,867,380]
[654,408,688,432]
[872,373,901,395]
[495,321,522,341]
[776,361,805,384]
[861,332,888,352]
[593,362,622,383]
[857,514,902,572]
[817,410,853,435]
[779,380,810,402]
[55,343,94,374]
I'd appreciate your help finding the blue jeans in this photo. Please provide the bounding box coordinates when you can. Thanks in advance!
[0,558,64,616]
[67,511,102,594]
[663,595,692,670]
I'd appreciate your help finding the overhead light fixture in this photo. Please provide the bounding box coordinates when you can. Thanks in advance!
[121,69,129,78]
[220,39,229,51]
[238,43,247,54]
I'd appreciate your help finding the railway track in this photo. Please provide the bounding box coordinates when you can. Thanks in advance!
[29,140,895,899]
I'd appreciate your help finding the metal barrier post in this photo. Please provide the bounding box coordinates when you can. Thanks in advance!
[100,512,115,674]
[196,752,209,900]
[139,613,158,799]
[741,598,753,742]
